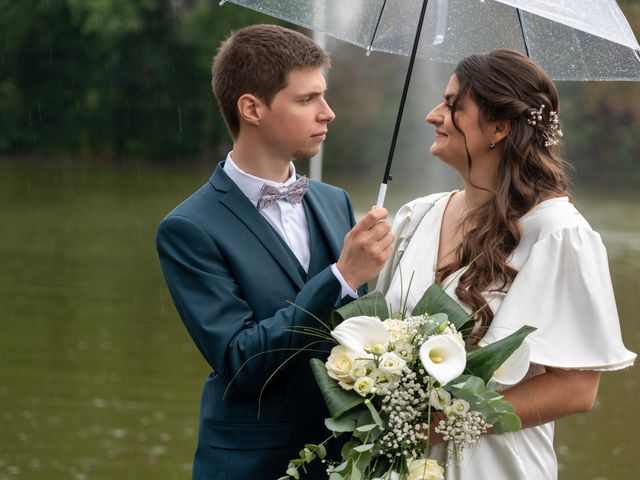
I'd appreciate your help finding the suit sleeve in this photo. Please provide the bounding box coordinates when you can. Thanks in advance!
[156,212,346,397]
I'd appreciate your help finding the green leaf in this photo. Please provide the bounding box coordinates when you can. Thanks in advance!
[340,441,359,460]
[370,457,393,477]
[355,424,378,433]
[350,465,362,480]
[492,412,522,433]
[316,444,327,459]
[331,291,389,328]
[325,411,360,432]
[311,358,365,418]
[465,326,536,383]
[411,284,471,330]
[353,443,375,452]
[365,399,385,428]
[354,450,373,474]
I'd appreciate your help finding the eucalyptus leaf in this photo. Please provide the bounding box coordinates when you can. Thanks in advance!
[350,465,362,480]
[316,444,327,459]
[353,443,375,452]
[465,326,536,383]
[411,284,471,330]
[331,291,389,328]
[311,358,365,418]
[341,440,360,459]
[354,450,373,474]
[325,410,360,433]
[492,412,522,433]
[355,424,378,433]
[365,399,385,428]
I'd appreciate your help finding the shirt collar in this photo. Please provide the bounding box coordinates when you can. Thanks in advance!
[223,152,298,207]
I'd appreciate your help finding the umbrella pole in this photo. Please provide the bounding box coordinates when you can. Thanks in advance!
[376,0,430,207]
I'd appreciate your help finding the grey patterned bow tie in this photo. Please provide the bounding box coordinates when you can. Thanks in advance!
[257,176,308,210]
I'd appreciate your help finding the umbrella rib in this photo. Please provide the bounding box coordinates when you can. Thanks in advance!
[367,0,389,54]
[516,8,531,58]
[381,0,430,185]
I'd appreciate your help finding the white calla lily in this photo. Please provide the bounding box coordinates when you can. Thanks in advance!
[331,315,390,356]
[419,334,467,386]
[492,339,531,386]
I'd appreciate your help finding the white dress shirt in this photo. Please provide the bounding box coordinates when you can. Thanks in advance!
[223,153,357,298]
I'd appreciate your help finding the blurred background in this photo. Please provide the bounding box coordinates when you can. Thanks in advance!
[0,0,638,479]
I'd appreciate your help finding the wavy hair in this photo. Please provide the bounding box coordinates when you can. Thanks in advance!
[435,49,571,342]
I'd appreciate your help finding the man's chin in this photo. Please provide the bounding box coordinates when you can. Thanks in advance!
[293,148,321,161]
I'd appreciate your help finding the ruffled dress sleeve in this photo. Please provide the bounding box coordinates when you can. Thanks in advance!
[484,223,636,371]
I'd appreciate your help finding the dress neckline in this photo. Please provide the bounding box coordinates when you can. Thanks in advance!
[433,190,459,274]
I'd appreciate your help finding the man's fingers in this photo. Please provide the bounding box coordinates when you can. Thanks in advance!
[353,207,389,233]
[367,221,391,241]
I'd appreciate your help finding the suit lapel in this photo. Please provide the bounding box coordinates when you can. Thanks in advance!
[303,183,343,262]
[210,165,305,290]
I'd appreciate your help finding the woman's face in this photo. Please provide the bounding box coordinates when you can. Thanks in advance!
[425,74,494,175]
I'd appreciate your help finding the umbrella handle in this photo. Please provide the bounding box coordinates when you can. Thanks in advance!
[375,183,388,208]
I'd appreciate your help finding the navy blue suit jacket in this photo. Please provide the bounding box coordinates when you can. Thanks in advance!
[157,162,362,479]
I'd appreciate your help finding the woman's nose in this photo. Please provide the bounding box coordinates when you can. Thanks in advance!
[425,104,441,125]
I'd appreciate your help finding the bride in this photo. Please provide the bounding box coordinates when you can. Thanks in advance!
[377,49,636,479]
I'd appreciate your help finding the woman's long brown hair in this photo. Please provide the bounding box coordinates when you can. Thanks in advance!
[435,49,571,343]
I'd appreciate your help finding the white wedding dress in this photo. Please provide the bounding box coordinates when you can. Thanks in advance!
[377,192,636,480]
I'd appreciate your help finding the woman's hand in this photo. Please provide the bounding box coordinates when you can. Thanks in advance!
[426,411,447,447]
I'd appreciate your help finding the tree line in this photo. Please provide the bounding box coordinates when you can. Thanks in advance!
[1,0,638,188]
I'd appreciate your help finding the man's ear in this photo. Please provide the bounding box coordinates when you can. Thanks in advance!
[493,119,510,144]
[237,93,263,126]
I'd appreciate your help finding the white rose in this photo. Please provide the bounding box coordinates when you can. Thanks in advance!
[419,334,467,385]
[407,458,445,480]
[370,368,397,392]
[449,398,470,416]
[332,316,390,357]
[350,362,369,379]
[378,352,407,376]
[429,387,452,410]
[325,345,356,386]
[354,376,375,397]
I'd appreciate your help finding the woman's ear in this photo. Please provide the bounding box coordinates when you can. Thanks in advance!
[493,119,511,144]
[237,94,262,126]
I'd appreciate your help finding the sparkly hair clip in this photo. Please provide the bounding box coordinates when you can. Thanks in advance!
[527,104,563,147]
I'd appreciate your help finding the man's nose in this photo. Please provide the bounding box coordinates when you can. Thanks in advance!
[319,99,335,123]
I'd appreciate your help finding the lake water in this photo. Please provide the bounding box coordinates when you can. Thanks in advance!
[1,161,638,479]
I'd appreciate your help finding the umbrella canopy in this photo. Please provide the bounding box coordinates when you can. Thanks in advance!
[222,0,640,81]
[219,0,640,205]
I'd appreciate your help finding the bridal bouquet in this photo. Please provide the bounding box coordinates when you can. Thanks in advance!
[280,284,534,480]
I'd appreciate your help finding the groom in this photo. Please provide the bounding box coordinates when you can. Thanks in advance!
[156,24,393,479]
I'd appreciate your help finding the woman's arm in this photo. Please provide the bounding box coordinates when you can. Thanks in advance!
[502,367,601,428]
[428,367,600,446]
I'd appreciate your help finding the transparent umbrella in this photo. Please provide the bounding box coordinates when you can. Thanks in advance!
[219,0,640,205]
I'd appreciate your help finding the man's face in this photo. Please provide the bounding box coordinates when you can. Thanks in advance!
[258,67,335,161]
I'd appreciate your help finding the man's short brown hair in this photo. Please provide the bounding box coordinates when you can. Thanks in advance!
[212,24,331,139]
